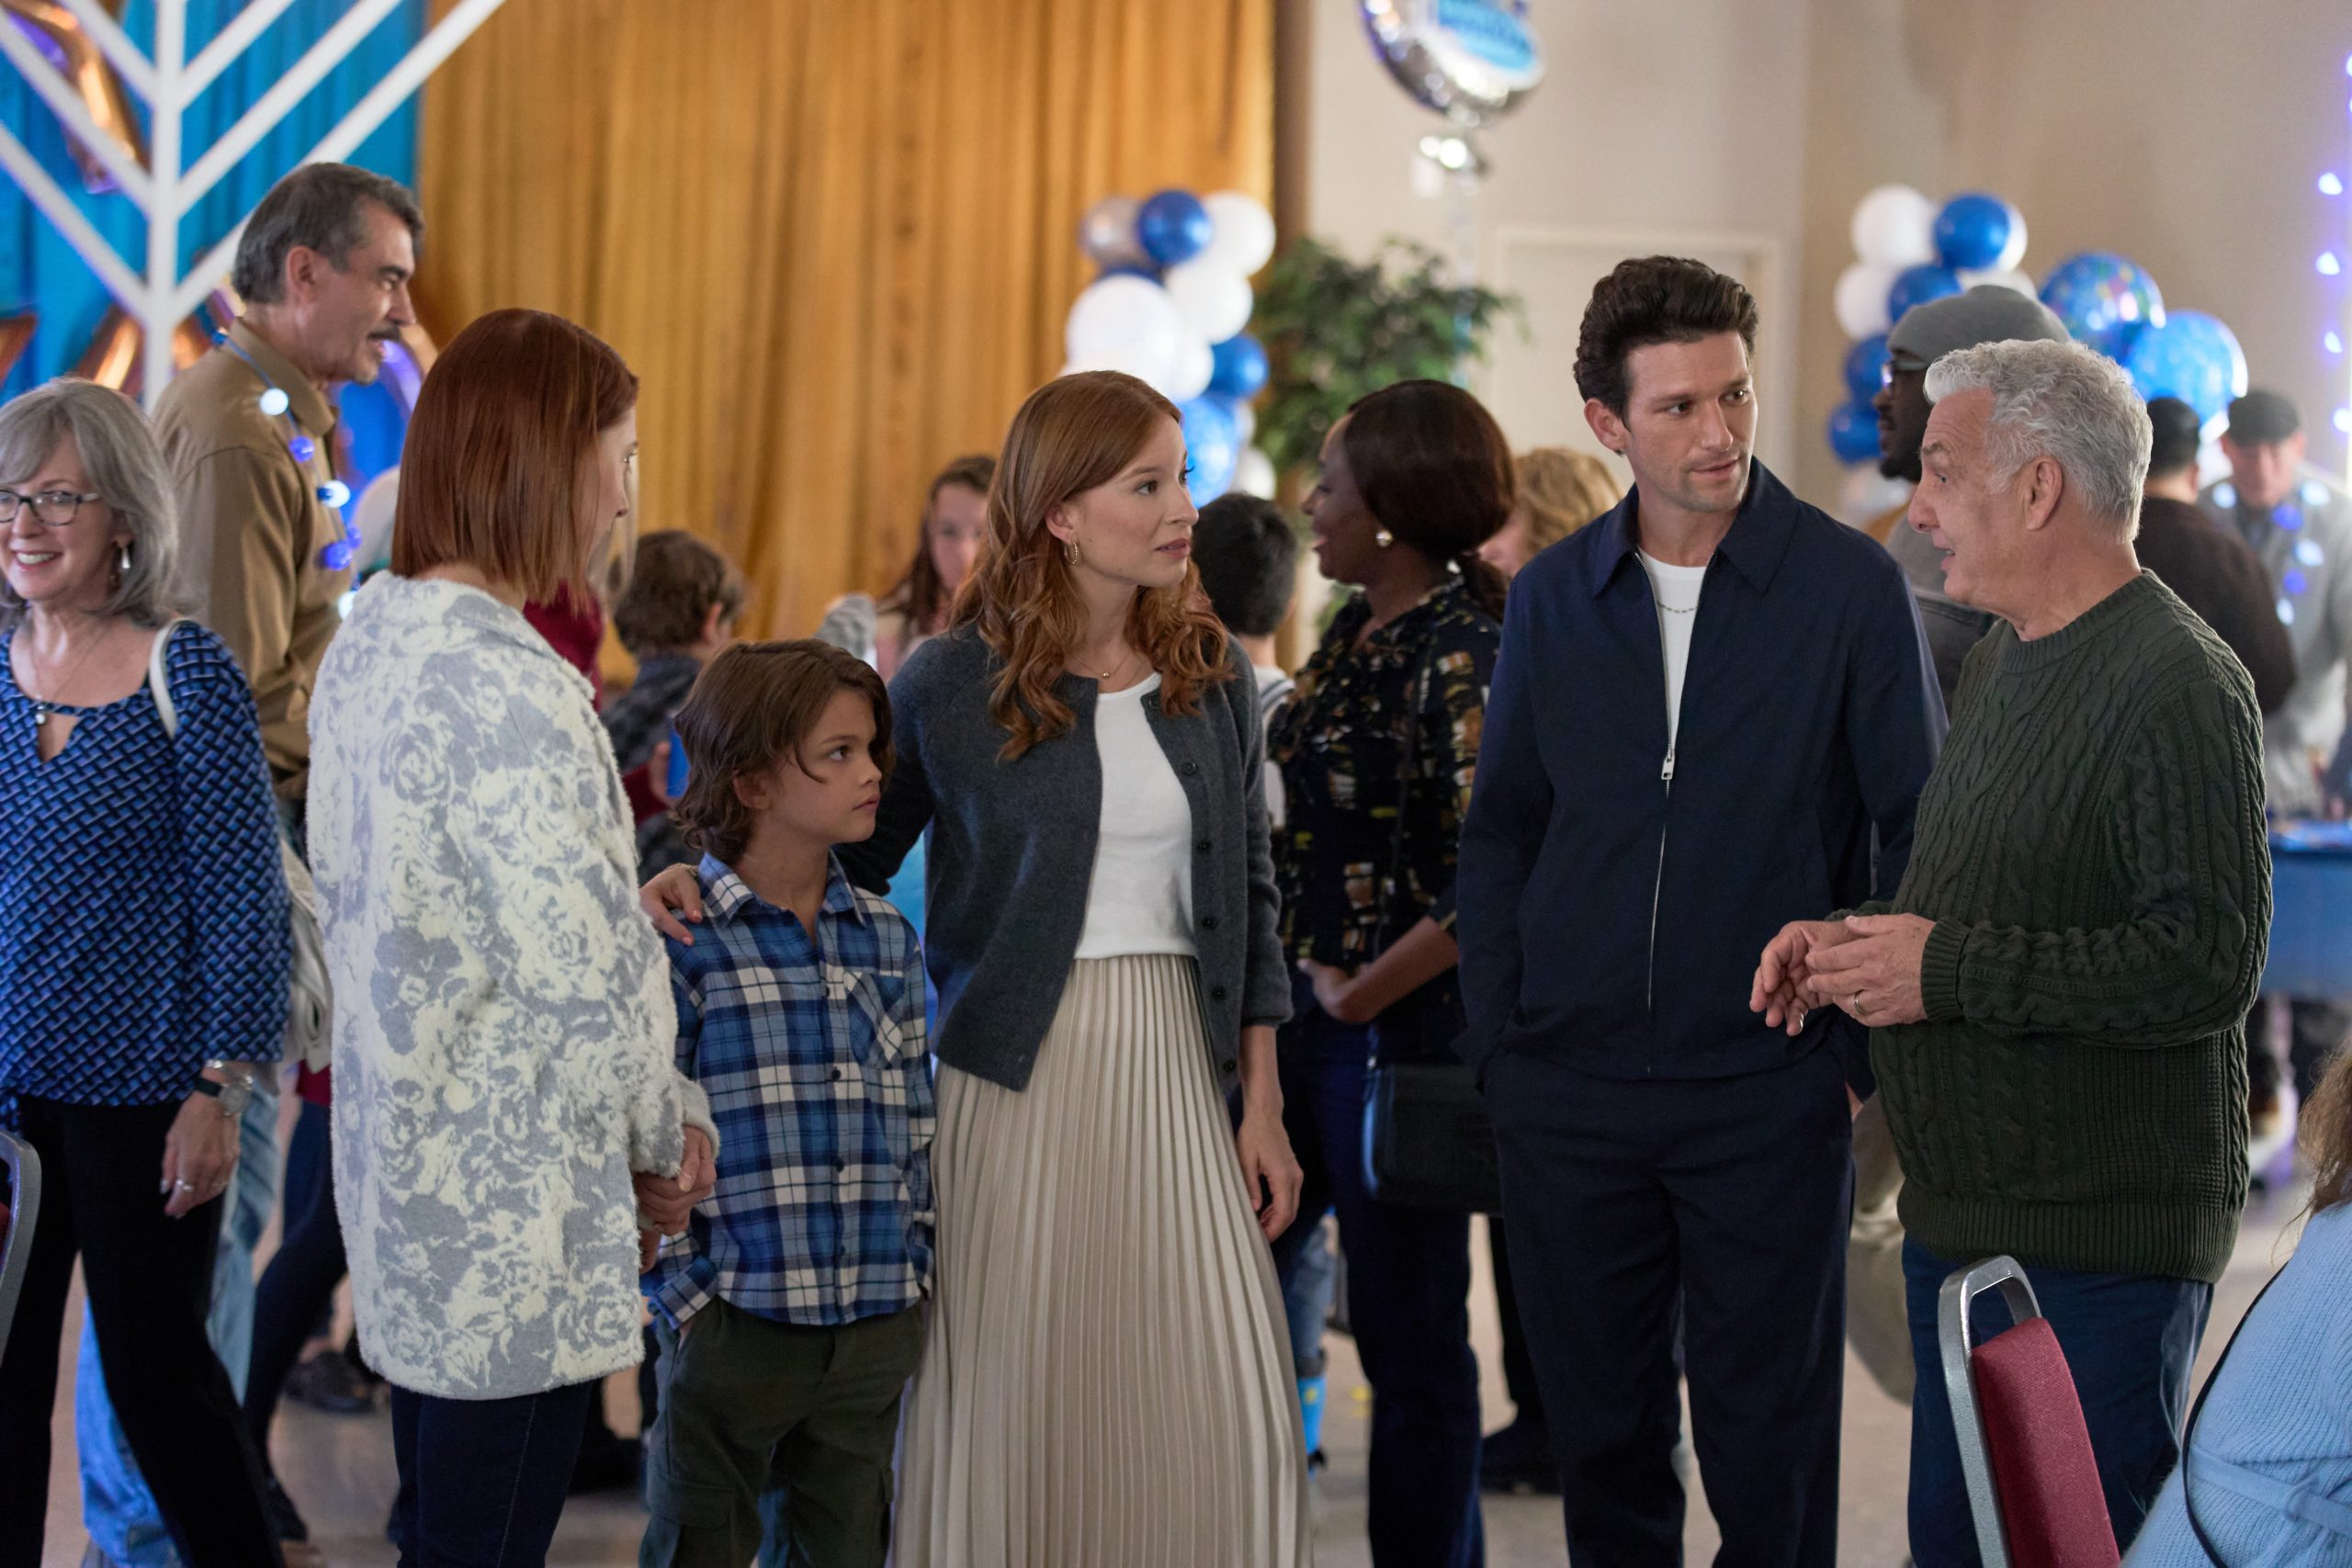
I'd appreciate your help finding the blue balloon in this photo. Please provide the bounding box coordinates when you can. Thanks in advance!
[1843,333,1891,402]
[1181,395,1241,500]
[1887,264,1963,323]
[1136,190,1213,266]
[2121,310,2249,428]
[2038,252,2165,357]
[1933,193,2015,271]
[1826,400,1882,465]
[1208,333,1269,400]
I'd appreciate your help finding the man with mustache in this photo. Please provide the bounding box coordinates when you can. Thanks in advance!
[1457,256,1943,1566]
[71,163,424,1568]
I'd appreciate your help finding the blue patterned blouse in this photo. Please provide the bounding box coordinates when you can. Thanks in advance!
[0,621,290,1111]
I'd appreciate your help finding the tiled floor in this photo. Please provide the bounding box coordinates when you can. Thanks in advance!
[41,1191,2302,1566]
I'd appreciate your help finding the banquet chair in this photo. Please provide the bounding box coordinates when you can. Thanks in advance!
[0,1124,40,1365]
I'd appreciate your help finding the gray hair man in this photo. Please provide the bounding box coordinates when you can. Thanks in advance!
[2201,389,2352,1119]
[1756,338,2268,1564]
[157,161,423,806]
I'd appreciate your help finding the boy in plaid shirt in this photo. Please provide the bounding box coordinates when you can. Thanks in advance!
[639,640,933,1568]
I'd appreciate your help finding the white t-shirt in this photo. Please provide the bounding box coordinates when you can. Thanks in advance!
[1638,552,1710,756]
[1074,674,1199,959]
[1253,662,1295,829]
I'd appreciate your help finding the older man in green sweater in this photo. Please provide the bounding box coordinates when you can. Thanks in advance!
[1753,339,2268,1566]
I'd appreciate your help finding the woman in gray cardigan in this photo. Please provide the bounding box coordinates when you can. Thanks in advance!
[648,371,1309,1564]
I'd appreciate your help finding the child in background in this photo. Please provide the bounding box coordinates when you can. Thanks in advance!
[639,640,933,1568]
[605,530,746,879]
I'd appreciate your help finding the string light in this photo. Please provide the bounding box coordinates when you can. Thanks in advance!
[2326,172,2348,197]
[2323,252,2345,276]
[2330,331,2346,355]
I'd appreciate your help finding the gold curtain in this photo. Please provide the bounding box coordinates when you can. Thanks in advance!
[416,0,1273,644]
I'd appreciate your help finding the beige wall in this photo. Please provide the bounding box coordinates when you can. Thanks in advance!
[1293,0,2352,510]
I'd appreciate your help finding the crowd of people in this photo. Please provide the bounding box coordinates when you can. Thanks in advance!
[1,158,2348,1568]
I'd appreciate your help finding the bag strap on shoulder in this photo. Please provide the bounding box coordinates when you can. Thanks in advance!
[146,618,188,739]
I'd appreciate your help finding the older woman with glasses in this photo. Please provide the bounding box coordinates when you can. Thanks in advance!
[0,378,291,1567]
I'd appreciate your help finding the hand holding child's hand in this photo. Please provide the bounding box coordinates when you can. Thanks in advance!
[635,1126,717,1235]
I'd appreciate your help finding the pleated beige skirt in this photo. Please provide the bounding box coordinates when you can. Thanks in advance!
[894,954,1313,1567]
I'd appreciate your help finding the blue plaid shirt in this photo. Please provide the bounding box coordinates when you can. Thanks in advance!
[646,854,934,1328]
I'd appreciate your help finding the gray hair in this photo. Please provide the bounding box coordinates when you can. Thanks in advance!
[233,162,424,305]
[1923,338,2152,534]
[0,378,179,628]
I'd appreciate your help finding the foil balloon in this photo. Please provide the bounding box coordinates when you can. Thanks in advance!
[2,1,146,194]
[1078,195,1151,272]
[2038,253,2165,358]
[1358,0,1545,130]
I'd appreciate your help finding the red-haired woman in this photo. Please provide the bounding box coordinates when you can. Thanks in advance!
[309,309,717,1561]
[648,371,1309,1563]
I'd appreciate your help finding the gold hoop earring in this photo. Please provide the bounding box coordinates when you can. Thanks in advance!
[1374,528,1395,550]
[1064,536,1081,569]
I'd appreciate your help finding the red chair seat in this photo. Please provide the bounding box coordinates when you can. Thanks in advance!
[1972,1317,2120,1568]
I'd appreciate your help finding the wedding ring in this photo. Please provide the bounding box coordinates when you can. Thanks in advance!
[173,1179,193,1191]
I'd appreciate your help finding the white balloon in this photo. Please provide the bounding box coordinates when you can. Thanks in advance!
[1837,466,1913,528]
[1160,331,1216,402]
[1849,185,1939,269]
[1995,201,2029,273]
[1233,446,1278,499]
[1835,261,1898,339]
[1065,274,1186,378]
[1164,260,1255,344]
[1198,191,1277,276]
[1955,266,2035,297]
[1229,399,1258,448]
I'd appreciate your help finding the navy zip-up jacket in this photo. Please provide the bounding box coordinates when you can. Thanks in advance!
[1456,460,1945,1089]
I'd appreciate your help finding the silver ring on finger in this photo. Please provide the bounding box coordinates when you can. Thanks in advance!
[173,1179,193,1191]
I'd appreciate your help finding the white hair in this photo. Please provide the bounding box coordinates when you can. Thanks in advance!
[1924,338,2152,535]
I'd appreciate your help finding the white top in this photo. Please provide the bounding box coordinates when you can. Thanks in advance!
[1639,552,1710,759]
[1075,674,1199,959]
[1253,662,1294,829]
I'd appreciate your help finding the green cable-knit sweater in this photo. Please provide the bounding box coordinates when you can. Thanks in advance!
[1868,571,2269,1284]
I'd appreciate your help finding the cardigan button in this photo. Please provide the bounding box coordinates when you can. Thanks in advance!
[1218,1056,1238,1075]
[1195,839,1212,854]
[1182,761,1199,775]
[1199,915,1218,931]
[1211,985,1228,1001]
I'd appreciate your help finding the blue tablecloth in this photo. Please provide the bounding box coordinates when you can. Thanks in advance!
[2266,822,2352,998]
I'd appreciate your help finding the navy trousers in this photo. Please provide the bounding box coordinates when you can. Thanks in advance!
[1487,1047,1852,1568]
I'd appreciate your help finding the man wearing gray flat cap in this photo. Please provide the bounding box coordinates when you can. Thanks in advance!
[2203,388,2352,1119]
[1865,286,2074,706]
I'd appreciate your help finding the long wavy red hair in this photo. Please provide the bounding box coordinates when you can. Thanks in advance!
[956,372,1231,759]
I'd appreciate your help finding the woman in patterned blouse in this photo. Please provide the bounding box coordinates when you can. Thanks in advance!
[1268,378,1511,1567]
[0,378,290,1566]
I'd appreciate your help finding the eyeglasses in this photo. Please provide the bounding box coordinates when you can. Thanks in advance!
[0,489,102,525]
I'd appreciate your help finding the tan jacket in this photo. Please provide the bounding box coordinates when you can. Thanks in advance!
[155,322,353,799]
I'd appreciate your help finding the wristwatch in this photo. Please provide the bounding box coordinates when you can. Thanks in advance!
[190,1061,256,1120]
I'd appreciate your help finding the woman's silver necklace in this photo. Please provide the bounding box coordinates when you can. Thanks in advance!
[23,619,115,728]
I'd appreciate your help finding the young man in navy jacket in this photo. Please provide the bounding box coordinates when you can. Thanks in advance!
[1456,256,1944,1567]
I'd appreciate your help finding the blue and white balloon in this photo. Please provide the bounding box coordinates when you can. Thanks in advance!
[1886,263,1963,322]
[1932,193,2019,272]
[2121,310,2248,429]
[2038,253,2165,358]
[1843,333,1891,402]
[1208,333,1269,400]
[1136,190,1214,266]
[1181,394,1242,501]
[1826,400,1882,465]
